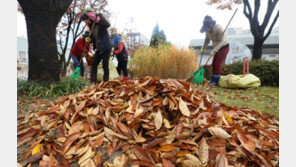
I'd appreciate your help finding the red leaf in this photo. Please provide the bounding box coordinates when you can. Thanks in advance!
[55,153,71,167]
[28,152,43,163]
[18,129,39,141]
[63,133,80,154]
[162,158,176,167]
[133,145,151,162]
[143,138,166,149]
[237,127,256,153]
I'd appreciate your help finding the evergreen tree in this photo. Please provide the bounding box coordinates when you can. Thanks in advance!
[149,23,167,47]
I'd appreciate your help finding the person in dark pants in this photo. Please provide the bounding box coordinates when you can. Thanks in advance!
[200,15,229,86]
[70,31,91,77]
[113,36,129,77]
[80,8,112,83]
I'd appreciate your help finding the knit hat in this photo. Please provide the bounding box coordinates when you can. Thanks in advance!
[200,15,216,33]
[80,8,100,23]
[113,36,122,46]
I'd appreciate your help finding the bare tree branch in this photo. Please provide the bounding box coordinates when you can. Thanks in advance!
[261,0,278,30]
[263,10,279,41]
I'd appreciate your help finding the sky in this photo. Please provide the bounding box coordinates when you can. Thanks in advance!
[17,0,279,47]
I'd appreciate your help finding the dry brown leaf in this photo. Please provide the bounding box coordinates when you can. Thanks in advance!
[155,110,163,130]
[68,121,84,136]
[163,118,171,129]
[63,133,80,154]
[237,128,256,153]
[134,107,143,118]
[181,160,200,167]
[179,98,191,117]
[162,158,175,167]
[159,144,177,152]
[208,126,231,140]
[199,138,209,164]
[113,154,127,167]
[215,154,228,167]
[185,154,202,166]
[78,146,94,166]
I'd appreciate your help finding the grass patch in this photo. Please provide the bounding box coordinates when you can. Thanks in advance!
[195,85,279,116]
[17,77,91,98]
[129,44,198,79]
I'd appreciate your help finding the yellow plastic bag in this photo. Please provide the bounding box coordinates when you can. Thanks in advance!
[218,74,261,88]
[97,58,120,81]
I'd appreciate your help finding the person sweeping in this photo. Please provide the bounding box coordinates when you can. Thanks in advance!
[80,8,112,83]
[200,15,230,86]
[70,31,91,77]
[112,36,129,78]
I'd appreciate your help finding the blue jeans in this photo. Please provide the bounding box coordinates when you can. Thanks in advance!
[71,54,84,77]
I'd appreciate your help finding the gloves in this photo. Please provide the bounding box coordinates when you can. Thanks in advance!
[201,49,205,53]
[85,37,91,43]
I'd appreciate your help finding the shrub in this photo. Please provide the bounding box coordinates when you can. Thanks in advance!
[129,45,198,79]
[204,60,279,86]
[17,77,91,98]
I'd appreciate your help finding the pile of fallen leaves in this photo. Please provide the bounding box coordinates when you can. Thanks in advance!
[17,77,279,167]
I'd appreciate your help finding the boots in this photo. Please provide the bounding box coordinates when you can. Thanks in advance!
[208,75,215,84]
[210,75,221,86]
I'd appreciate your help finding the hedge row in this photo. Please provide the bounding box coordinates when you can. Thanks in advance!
[204,60,279,86]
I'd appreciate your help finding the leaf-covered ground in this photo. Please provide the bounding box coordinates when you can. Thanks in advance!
[17,86,279,117]
[192,85,279,117]
[17,78,279,166]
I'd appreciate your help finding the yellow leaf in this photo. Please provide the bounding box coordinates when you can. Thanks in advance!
[163,118,171,129]
[154,110,163,130]
[179,98,191,117]
[32,144,42,155]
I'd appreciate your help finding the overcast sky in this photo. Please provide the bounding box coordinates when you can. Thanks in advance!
[17,0,279,47]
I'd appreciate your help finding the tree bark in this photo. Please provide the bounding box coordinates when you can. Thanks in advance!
[18,0,72,82]
[252,38,264,60]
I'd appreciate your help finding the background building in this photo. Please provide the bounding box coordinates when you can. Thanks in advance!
[189,27,279,65]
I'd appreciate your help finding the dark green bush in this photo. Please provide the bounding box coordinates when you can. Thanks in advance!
[17,77,91,98]
[204,60,279,86]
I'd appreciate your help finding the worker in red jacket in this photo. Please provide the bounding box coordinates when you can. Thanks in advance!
[70,31,91,77]
[113,36,129,77]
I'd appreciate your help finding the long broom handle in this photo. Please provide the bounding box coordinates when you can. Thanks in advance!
[79,18,97,64]
[204,8,238,67]
[197,39,207,70]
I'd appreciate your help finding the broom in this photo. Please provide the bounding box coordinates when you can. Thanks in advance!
[188,8,238,84]
[71,18,97,78]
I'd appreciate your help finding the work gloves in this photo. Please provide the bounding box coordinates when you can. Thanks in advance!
[85,37,91,43]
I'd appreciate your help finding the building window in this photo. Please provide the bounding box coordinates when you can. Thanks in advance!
[270,54,276,57]
[19,51,26,61]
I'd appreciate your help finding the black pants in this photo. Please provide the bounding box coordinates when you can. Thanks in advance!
[117,60,128,77]
[91,49,111,83]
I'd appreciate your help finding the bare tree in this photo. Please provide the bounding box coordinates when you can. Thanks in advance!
[57,0,110,77]
[18,0,72,82]
[208,0,279,60]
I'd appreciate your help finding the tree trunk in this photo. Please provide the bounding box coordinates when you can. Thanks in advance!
[252,38,264,60]
[26,16,60,82]
[18,0,72,82]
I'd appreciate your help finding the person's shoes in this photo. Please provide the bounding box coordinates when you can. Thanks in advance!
[210,75,221,86]
[207,75,214,83]
[210,80,219,86]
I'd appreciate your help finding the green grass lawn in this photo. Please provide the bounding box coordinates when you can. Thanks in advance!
[194,85,279,116]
